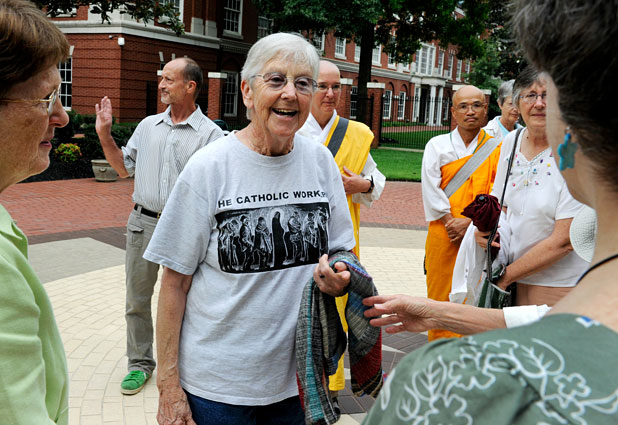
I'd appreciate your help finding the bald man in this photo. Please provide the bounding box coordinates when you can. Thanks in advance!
[297,60,385,401]
[421,85,501,341]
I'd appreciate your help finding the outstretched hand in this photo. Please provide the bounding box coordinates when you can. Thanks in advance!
[313,254,351,297]
[363,294,439,334]
[95,96,113,137]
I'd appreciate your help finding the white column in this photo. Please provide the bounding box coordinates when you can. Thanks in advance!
[436,87,444,125]
[428,85,437,125]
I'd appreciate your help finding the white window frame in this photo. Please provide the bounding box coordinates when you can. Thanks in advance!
[335,37,346,59]
[354,44,361,62]
[465,60,471,76]
[438,50,444,74]
[223,0,242,36]
[257,16,272,39]
[311,33,325,53]
[447,53,454,79]
[350,86,358,119]
[387,52,396,68]
[457,59,462,80]
[160,0,184,25]
[222,71,238,117]
[382,89,392,119]
[397,91,406,120]
[372,45,381,65]
[59,56,72,110]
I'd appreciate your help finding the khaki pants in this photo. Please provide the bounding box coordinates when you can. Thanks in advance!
[125,209,160,374]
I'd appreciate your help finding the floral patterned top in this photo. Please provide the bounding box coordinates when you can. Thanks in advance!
[362,314,618,425]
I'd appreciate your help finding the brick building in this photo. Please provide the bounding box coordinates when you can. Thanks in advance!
[53,1,472,137]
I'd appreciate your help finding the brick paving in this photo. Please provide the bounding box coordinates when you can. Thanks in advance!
[1,177,430,425]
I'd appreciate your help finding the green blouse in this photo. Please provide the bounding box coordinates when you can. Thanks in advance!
[363,314,618,424]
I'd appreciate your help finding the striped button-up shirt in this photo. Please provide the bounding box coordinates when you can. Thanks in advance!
[122,106,224,212]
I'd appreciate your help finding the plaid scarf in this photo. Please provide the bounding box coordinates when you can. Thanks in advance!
[296,251,383,425]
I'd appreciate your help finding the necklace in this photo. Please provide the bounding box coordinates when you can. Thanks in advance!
[576,253,618,283]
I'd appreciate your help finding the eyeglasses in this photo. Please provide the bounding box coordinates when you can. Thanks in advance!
[520,92,547,104]
[455,102,485,113]
[251,72,317,94]
[316,83,341,93]
[0,85,61,116]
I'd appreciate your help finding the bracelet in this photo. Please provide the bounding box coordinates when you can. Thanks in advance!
[363,176,374,194]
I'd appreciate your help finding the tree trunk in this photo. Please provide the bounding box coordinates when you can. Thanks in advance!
[356,22,374,125]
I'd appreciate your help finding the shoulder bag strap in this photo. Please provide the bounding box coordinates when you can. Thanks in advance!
[327,117,349,157]
[486,127,524,280]
[443,131,501,198]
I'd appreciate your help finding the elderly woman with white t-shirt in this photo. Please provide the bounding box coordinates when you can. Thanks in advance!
[475,65,588,306]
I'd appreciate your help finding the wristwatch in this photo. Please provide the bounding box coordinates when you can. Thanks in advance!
[363,176,374,194]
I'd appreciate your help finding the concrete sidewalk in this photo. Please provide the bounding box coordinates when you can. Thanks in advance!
[3,178,429,425]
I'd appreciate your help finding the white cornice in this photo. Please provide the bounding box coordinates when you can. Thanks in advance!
[54,21,220,49]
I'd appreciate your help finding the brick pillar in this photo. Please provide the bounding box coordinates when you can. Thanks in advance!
[366,82,385,148]
[157,70,166,114]
[207,72,227,120]
[337,78,353,119]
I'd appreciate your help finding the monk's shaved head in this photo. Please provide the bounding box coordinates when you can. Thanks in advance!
[452,85,484,104]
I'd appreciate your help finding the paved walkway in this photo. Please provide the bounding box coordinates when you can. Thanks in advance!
[1,178,428,425]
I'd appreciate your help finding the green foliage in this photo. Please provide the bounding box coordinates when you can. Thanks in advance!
[370,148,423,182]
[52,112,136,161]
[34,0,184,35]
[255,0,490,124]
[54,143,82,163]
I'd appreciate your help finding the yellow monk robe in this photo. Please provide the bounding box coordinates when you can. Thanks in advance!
[426,130,501,341]
[324,115,373,391]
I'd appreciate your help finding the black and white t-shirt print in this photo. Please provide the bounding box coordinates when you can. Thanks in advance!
[215,202,330,273]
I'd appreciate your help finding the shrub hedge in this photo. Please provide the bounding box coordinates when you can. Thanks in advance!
[23,111,138,182]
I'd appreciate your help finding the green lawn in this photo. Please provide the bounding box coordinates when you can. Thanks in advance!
[380,129,449,150]
[370,147,423,182]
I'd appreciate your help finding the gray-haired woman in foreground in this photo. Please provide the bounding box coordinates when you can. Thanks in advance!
[362,1,618,423]
[144,32,355,424]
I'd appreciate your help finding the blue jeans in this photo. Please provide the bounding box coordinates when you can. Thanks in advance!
[185,391,305,425]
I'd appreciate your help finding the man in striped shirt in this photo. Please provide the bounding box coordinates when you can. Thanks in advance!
[95,57,224,395]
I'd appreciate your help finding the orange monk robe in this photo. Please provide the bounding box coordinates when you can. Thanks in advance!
[425,132,501,341]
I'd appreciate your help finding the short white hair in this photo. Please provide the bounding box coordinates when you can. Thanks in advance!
[241,33,319,119]
[241,32,320,84]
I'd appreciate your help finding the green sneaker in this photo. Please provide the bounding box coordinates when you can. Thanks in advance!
[120,370,150,395]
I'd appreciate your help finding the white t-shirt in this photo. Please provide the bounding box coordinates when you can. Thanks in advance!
[491,130,588,286]
[144,133,355,405]
[483,116,523,142]
[421,128,485,221]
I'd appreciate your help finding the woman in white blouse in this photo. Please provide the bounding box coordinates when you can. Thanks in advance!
[476,65,588,306]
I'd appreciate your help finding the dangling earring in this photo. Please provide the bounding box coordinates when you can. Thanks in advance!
[557,126,577,170]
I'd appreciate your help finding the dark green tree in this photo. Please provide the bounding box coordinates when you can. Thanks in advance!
[254,0,490,124]
[35,0,184,35]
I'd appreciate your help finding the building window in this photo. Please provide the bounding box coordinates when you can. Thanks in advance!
[161,0,183,24]
[224,0,242,34]
[456,59,462,80]
[382,90,392,119]
[335,37,346,58]
[257,16,272,39]
[354,44,361,62]
[350,86,358,119]
[311,33,325,53]
[397,91,406,120]
[438,50,444,74]
[447,53,454,79]
[59,57,72,109]
[388,52,396,68]
[465,60,471,76]
[223,71,238,117]
[372,46,381,65]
